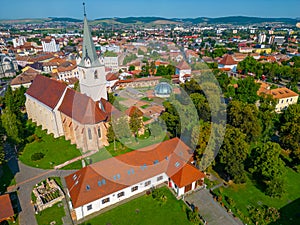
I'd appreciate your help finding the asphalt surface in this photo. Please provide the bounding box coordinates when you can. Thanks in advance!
[185,189,243,225]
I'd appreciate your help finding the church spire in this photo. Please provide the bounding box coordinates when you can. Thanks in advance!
[78,2,101,68]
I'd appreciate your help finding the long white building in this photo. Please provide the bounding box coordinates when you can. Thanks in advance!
[65,138,205,221]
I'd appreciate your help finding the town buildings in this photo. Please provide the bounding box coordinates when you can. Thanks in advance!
[41,37,60,52]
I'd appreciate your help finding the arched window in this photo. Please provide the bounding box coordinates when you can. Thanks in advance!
[88,128,92,140]
[97,127,101,138]
[82,70,86,79]
[94,70,98,79]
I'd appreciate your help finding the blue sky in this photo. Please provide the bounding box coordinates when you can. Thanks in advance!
[0,0,299,19]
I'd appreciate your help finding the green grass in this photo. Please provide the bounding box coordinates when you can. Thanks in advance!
[214,168,300,225]
[35,202,65,225]
[80,187,193,225]
[87,134,168,164]
[0,164,16,193]
[140,104,150,109]
[19,123,82,169]
[143,116,151,122]
[141,97,153,102]
[60,160,82,170]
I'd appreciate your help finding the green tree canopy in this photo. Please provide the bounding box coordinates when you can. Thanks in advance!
[228,100,262,142]
[218,126,249,183]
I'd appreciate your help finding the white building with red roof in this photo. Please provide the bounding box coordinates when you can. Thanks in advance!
[218,54,238,72]
[176,60,192,83]
[65,138,205,221]
[25,75,111,151]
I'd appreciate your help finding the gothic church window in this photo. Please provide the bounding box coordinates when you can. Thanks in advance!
[97,127,101,138]
[88,128,92,140]
[94,70,98,79]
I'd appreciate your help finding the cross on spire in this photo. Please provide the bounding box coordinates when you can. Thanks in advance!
[83,2,86,17]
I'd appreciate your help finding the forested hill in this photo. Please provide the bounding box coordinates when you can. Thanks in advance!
[94,16,298,25]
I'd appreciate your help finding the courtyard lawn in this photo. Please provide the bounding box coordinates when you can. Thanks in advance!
[19,123,82,169]
[86,133,168,164]
[80,187,193,225]
[35,202,65,225]
[60,160,83,170]
[214,167,300,224]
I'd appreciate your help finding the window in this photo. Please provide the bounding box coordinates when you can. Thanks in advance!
[87,204,92,211]
[82,70,86,79]
[88,128,92,140]
[94,70,98,79]
[86,185,90,191]
[131,186,138,192]
[157,176,163,182]
[117,191,125,198]
[144,181,151,187]
[102,197,110,204]
[97,127,101,138]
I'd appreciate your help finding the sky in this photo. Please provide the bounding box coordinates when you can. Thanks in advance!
[0,0,299,20]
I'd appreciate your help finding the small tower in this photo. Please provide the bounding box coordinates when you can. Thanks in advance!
[77,3,107,101]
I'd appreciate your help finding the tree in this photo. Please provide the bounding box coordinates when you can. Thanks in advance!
[129,111,143,140]
[190,93,211,122]
[218,126,249,183]
[258,94,278,141]
[279,104,300,164]
[228,100,262,142]
[235,76,260,104]
[1,108,23,144]
[149,122,164,139]
[250,142,286,197]
[109,116,131,142]
[128,65,135,71]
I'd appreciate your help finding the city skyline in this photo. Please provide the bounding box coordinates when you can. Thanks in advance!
[0,0,299,20]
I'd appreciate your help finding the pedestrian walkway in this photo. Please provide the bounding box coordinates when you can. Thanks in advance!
[185,189,243,225]
[8,160,76,225]
[54,150,98,169]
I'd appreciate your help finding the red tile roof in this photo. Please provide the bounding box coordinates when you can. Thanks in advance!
[65,138,204,208]
[125,106,143,117]
[58,89,107,124]
[176,60,191,70]
[219,54,237,65]
[26,75,67,109]
[0,194,14,222]
[169,163,204,188]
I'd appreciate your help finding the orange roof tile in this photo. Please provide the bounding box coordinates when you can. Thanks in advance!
[26,75,67,109]
[0,194,14,222]
[219,54,237,65]
[58,89,107,124]
[169,163,205,188]
[65,138,204,208]
[125,106,143,117]
[176,60,191,70]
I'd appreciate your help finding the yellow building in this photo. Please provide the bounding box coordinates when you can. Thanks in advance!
[255,48,272,54]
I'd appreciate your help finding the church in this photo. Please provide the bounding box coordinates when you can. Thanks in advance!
[25,8,111,152]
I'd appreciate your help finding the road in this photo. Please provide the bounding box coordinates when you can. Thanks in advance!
[185,189,243,225]
[5,143,76,225]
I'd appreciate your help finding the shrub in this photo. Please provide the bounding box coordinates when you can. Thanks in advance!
[31,152,45,161]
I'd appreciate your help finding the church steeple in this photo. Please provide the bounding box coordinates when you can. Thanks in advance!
[77,2,107,101]
[78,3,101,68]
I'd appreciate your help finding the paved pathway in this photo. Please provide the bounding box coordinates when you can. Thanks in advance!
[185,189,243,225]
[8,158,76,225]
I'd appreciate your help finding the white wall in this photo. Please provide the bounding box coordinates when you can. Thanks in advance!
[275,96,299,112]
[74,173,168,220]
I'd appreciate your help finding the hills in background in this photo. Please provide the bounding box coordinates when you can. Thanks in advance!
[0,16,299,25]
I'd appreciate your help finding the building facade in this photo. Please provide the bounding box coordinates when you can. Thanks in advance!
[65,138,205,221]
